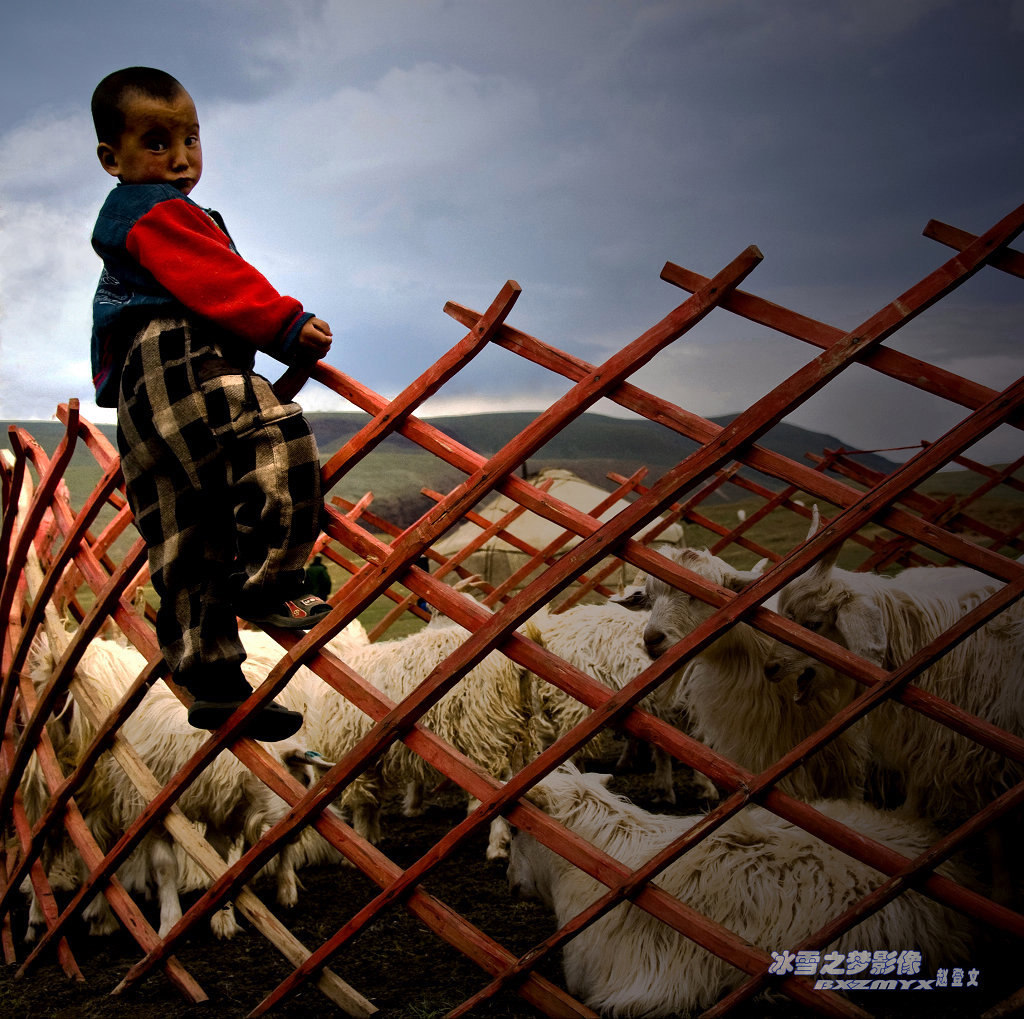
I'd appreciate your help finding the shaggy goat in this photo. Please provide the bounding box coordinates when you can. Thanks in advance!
[529,601,717,803]
[235,623,370,876]
[624,546,869,801]
[764,514,1024,823]
[507,765,973,1017]
[24,635,334,939]
[271,615,542,860]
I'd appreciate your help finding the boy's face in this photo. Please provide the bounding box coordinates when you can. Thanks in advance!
[97,88,202,195]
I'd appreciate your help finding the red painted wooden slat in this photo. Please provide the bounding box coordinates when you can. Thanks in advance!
[5,458,125,700]
[0,413,80,680]
[12,662,207,1001]
[923,219,1024,279]
[321,280,521,490]
[0,656,160,922]
[481,470,638,607]
[443,297,1024,582]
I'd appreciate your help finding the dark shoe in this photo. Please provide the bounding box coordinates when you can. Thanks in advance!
[236,593,331,630]
[188,698,304,741]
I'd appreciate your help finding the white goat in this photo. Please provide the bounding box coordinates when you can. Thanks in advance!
[24,635,334,940]
[508,764,974,1018]
[236,623,370,876]
[530,602,717,804]
[625,546,869,801]
[263,615,542,860]
[764,518,1024,823]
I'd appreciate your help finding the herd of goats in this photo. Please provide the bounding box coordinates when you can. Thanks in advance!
[15,511,1024,1016]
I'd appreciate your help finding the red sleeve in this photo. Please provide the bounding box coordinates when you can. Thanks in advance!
[125,199,304,352]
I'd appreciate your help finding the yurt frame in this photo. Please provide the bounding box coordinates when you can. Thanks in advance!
[2,203,1023,1017]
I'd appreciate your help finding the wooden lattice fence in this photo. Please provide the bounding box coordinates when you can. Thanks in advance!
[2,203,1023,1016]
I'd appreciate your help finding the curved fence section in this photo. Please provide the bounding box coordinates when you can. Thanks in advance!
[2,205,1023,1017]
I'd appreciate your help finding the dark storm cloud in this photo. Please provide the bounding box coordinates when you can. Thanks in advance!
[1,1,1021,461]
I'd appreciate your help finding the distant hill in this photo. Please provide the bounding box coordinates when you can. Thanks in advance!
[404,410,897,481]
[302,410,898,517]
[2,418,119,452]
[1,418,120,478]
[305,410,895,468]
[3,412,897,527]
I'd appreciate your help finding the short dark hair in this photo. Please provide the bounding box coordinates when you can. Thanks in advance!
[92,67,186,144]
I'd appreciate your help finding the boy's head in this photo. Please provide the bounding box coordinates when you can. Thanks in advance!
[92,67,202,195]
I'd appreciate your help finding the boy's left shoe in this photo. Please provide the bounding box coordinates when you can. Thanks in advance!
[237,593,331,630]
[188,698,304,741]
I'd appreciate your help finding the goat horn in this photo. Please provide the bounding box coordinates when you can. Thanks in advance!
[804,504,820,543]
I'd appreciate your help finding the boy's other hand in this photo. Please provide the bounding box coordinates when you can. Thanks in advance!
[297,317,333,357]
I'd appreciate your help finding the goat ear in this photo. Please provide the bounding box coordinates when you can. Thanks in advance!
[519,619,545,646]
[524,783,554,813]
[452,574,484,595]
[723,568,760,592]
[834,597,887,667]
[609,587,650,611]
[303,748,337,770]
[508,737,529,775]
[282,748,336,773]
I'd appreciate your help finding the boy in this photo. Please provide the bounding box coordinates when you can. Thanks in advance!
[90,67,332,741]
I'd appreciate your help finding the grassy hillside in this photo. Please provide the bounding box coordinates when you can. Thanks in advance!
[416,411,898,474]
[307,410,901,515]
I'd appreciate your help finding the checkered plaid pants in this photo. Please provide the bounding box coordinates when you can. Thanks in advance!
[117,317,322,689]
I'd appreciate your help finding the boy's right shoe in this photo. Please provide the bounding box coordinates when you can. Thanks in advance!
[187,697,304,742]
[236,593,331,630]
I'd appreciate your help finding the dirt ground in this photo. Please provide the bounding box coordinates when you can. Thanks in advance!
[0,768,1019,1019]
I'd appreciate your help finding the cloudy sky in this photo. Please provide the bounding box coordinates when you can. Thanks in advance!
[1,0,1022,465]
